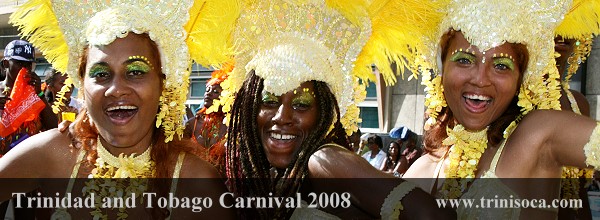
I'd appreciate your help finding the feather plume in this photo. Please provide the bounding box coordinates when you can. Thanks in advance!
[9,0,69,73]
[556,0,600,38]
[355,0,447,85]
[185,0,241,68]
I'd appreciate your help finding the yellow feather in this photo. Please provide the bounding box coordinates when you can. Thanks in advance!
[185,0,241,68]
[9,0,69,73]
[325,0,370,26]
[355,0,447,86]
[555,0,600,38]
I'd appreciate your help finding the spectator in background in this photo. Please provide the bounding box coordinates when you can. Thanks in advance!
[0,39,57,220]
[390,126,422,168]
[0,40,57,153]
[361,133,387,170]
[348,128,362,153]
[185,63,232,174]
[382,141,406,177]
[44,68,81,122]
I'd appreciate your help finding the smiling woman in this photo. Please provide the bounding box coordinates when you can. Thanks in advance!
[399,0,600,219]
[0,0,239,219]
[223,0,455,219]
[82,34,162,153]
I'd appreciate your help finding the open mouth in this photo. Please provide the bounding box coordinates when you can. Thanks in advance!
[106,105,138,122]
[463,94,492,113]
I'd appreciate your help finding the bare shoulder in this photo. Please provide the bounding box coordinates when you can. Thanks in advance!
[171,151,234,219]
[569,89,591,116]
[178,151,221,178]
[0,128,79,178]
[403,153,440,178]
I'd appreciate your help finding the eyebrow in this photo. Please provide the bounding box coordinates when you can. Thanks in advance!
[90,61,109,67]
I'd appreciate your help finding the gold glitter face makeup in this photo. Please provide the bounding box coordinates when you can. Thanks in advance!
[89,63,111,78]
[450,50,476,65]
[126,60,152,76]
[492,53,516,71]
[291,88,315,110]
[128,55,154,70]
[261,90,279,105]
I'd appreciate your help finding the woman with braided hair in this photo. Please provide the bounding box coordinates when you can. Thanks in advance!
[222,0,455,219]
[226,72,454,219]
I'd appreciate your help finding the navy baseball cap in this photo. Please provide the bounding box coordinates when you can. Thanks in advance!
[389,126,411,141]
[3,40,35,62]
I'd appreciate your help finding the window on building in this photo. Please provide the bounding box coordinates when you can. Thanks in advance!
[190,78,208,98]
[359,106,379,128]
[358,80,379,131]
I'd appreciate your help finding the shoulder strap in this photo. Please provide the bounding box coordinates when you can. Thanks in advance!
[317,143,348,151]
[489,139,508,172]
[166,152,186,220]
[431,149,449,195]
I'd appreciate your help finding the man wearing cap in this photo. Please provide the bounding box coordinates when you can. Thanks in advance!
[390,126,422,168]
[0,39,56,219]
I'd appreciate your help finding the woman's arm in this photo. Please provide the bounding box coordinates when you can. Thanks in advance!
[0,129,73,201]
[176,152,235,219]
[308,145,455,219]
[518,110,598,170]
[380,157,389,171]
[394,157,409,176]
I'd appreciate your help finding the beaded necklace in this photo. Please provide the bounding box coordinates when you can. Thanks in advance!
[83,138,154,219]
[439,124,488,199]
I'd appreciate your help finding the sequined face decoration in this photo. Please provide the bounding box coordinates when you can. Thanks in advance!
[442,32,522,131]
[257,81,320,169]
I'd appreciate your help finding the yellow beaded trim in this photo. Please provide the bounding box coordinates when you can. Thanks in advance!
[584,122,600,169]
[380,181,417,219]
[83,138,154,219]
[128,55,154,70]
[440,125,488,199]
[94,139,153,177]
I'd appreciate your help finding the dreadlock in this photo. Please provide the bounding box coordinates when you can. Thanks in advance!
[226,71,349,219]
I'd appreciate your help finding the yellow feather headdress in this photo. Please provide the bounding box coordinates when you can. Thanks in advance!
[555,0,600,87]
[9,0,239,142]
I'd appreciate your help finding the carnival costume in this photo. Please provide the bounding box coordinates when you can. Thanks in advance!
[220,0,443,218]
[373,0,600,218]
[553,0,600,207]
[10,0,238,219]
[191,63,233,172]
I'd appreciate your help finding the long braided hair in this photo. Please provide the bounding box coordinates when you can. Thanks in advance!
[225,71,349,219]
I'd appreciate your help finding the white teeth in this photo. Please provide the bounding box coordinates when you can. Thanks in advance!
[464,94,491,101]
[107,105,138,111]
[270,133,297,140]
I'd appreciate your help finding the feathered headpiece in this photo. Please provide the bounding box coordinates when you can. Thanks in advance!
[10,0,239,142]
[555,0,600,88]
[220,0,371,135]
[219,0,443,135]
[418,0,572,130]
[357,0,446,85]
